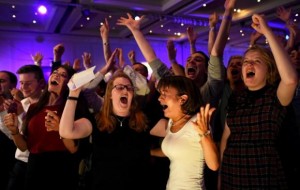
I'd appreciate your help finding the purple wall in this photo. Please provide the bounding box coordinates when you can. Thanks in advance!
[0,31,244,86]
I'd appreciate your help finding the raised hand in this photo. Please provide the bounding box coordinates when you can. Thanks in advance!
[192,104,215,137]
[100,18,109,41]
[53,43,65,62]
[31,52,43,66]
[209,12,219,28]
[187,26,197,44]
[276,6,291,23]
[117,13,145,32]
[117,48,125,69]
[128,50,136,64]
[72,58,81,72]
[251,14,271,35]
[82,52,92,69]
[100,48,119,75]
[167,40,177,62]
[249,31,263,46]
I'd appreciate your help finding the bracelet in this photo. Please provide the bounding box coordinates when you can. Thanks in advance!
[103,42,109,46]
[67,96,79,101]
[199,130,211,138]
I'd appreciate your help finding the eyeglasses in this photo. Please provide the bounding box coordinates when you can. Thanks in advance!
[113,84,135,92]
[52,70,68,78]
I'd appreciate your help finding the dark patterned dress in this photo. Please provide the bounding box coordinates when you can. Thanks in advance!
[221,85,288,189]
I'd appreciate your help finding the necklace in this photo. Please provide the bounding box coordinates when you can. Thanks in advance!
[170,114,187,127]
[115,116,126,127]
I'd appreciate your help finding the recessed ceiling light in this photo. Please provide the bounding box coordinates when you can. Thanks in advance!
[33,20,37,24]
[203,4,206,7]
[12,5,15,9]
[37,5,47,15]
[86,17,90,21]
[12,14,16,18]
[257,0,261,2]
[149,30,152,33]
[80,24,84,27]
[295,13,298,17]
[161,25,164,28]
[100,22,103,26]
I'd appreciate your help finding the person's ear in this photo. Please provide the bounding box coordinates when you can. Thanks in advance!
[180,95,188,105]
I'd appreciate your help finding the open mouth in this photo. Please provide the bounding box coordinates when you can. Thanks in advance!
[120,96,128,104]
[161,104,168,110]
[246,71,255,78]
[50,80,59,86]
[187,67,196,75]
[231,69,239,76]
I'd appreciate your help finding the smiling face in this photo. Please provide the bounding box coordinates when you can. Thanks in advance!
[242,51,268,90]
[111,77,134,117]
[48,67,69,96]
[19,73,43,99]
[185,52,207,81]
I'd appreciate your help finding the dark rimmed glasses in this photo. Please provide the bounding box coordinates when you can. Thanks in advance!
[113,84,135,92]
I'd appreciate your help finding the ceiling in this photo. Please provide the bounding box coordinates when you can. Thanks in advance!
[0,0,299,49]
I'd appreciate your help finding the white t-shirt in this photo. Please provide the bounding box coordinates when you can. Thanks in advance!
[162,115,206,190]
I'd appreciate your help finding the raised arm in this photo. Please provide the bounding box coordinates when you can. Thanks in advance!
[187,26,197,54]
[192,104,219,171]
[211,0,236,57]
[208,12,218,55]
[100,18,112,63]
[117,13,157,63]
[128,50,137,64]
[251,14,298,105]
[167,40,185,76]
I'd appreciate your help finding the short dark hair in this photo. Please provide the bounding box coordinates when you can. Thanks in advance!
[194,51,209,68]
[17,65,45,81]
[157,75,203,115]
[0,70,17,87]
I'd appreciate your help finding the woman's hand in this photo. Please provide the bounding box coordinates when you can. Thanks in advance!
[3,113,19,135]
[192,104,215,136]
[117,13,145,32]
[45,110,60,132]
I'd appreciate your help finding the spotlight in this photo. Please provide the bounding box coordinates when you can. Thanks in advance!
[134,16,140,20]
[38,5,47,14]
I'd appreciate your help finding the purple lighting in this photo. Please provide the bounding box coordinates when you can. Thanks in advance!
[38,5,47,14]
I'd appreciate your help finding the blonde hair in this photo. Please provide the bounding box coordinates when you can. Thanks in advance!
[244,45,279,86]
